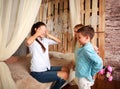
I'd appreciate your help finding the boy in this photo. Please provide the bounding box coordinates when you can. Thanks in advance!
[75,25,103,89]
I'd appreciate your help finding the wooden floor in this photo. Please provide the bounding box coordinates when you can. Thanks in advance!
[62,78,120,89]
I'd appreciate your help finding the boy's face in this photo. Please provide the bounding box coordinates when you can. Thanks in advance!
[77,32,88,45]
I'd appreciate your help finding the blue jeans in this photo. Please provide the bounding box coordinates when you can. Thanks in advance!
[30,66,66,89]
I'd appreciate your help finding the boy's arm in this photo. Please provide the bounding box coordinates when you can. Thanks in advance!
[86,50,103,76]
[91,56,103,76]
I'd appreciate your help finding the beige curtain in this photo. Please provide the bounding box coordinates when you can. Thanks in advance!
[69,0,81,36]
[0,0,42,89]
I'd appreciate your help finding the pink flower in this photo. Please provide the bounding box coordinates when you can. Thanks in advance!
[106,71,111,78]
[107,66,112,72]
[108,76,113,81]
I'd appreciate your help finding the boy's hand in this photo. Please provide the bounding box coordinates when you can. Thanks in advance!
[93,75,97,80]
[93,46,99,54]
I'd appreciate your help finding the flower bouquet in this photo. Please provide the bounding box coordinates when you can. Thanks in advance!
[98,65,113,81]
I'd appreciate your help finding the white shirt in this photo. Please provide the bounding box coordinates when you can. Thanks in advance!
[29,38,57,72]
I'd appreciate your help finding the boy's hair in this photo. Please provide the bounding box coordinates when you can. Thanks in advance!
[77,25,95,40]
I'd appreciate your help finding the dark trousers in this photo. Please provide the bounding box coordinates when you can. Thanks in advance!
[30,66,66,89]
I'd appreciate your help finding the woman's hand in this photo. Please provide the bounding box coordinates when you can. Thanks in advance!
[45,30,50,37]
[26,28,42,46]
[45,30,61,43]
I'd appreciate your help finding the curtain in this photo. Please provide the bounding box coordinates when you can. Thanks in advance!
[0,0,42,89]
[69,0,81,36]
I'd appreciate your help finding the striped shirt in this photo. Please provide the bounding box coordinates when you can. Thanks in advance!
[75,42,103,82]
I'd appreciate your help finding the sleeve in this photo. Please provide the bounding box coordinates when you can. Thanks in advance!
[28,40,35,48]
[85,49,103,76]
[45,38,58,45]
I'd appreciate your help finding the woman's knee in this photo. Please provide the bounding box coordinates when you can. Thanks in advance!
[57,71,69,80]
[61,66,69,72]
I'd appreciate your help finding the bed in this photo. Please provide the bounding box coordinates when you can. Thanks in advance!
[5,51,75,89]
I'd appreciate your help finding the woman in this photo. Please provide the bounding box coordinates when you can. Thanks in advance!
[74,24,84,49]
[70,24,84,69]
[26,22,69,89]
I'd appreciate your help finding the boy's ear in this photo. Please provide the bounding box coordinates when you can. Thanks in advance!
[86,35,89,39]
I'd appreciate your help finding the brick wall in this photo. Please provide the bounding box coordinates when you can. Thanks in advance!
[105,0,120,80]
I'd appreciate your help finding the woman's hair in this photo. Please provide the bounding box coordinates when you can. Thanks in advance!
[31,22,46,36]
[31,22,46,52]
[77,25,95,40]
[74,24,84,47]
[74,24,84,31]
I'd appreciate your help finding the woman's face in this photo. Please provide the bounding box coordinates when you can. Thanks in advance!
[37,25,47,38]
[74,28,78,38]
